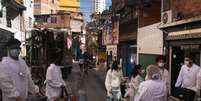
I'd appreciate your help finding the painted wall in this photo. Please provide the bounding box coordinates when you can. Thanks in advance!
[137,23,163,55]
[34,0,59,15]
[58,0,80,12]
[171,0,201,20]
[70,20,83,32]
[24,0,34,31]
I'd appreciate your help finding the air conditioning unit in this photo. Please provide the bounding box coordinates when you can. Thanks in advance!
[161,10,172,24]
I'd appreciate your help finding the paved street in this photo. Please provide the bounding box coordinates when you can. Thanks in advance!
[65,63,107,101]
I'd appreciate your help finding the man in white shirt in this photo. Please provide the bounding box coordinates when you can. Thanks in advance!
[135,65,167,101]
[0,63,26,101]
[145,56,169,96]
[45,51,66,101]
[1,38,39,101]
[175,54,200,101]
[156,56,170,94]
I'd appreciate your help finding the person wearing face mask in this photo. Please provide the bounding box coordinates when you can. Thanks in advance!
[134,65,167,101]
[124,64,144,101]
[156,56,170,95]
[145,55,169,96]
[175,54,200,101]
[0,38,40,101]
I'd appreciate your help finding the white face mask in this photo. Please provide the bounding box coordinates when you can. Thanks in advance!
[9,49,20,58]
[158,63,165,68]
[184,61,190,65]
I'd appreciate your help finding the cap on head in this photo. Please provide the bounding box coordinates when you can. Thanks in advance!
[7,38,21,49]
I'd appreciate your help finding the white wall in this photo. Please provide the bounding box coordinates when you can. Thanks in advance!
[24,0,34,31]
[0,7,7,27]
[95,0,106,13]
[137,23,163,58]
[70,20,83,33]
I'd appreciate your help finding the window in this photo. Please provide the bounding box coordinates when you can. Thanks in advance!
[29,17,32,28]
[34,3,40,9]
[51,17,57,23]
[51,10,53,14]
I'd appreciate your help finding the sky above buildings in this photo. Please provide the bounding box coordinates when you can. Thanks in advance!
[80,0,112,22]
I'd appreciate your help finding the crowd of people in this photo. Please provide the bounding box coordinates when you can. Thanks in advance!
[105,55,201,101]
[2,38,201,101]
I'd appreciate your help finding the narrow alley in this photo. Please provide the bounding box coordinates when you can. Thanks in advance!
[65,63,107,101]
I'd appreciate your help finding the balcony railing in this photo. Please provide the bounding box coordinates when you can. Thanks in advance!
[34,14,70,29]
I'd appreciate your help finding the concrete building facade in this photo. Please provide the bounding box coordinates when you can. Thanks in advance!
[0,0,26,59]
[34,0,59,15]
[93,0,106,13]
[58,0,80,12]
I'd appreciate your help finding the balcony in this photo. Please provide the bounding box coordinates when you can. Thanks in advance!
[58,0,80,11]
[34,14,71,29]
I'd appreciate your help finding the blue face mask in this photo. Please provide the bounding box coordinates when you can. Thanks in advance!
[9,49,21,58]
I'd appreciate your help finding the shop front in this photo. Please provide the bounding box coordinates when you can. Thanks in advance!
[168,34,201,96]
[160,20,201,96]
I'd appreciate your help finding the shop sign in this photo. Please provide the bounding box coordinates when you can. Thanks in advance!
[167,28,201,40]
[106,45,117,56]
[180,45,200,50]
[167,33,201,40]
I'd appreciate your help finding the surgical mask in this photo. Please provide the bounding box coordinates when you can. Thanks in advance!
[9,49,20,58]
[158,63,165,68]
[184,61,190,65]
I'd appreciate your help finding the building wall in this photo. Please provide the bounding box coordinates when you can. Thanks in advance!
[24,0,34,31]
[70,12,84,33]
[171,0,201,20]
[137,23,163,55]
[34,0,59,15]
[58,0,80,12]
[139,0,161,27]
[70,19,83,33]
[137,23,163,65]
[94,0,106,13]
[34,14,71,29]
